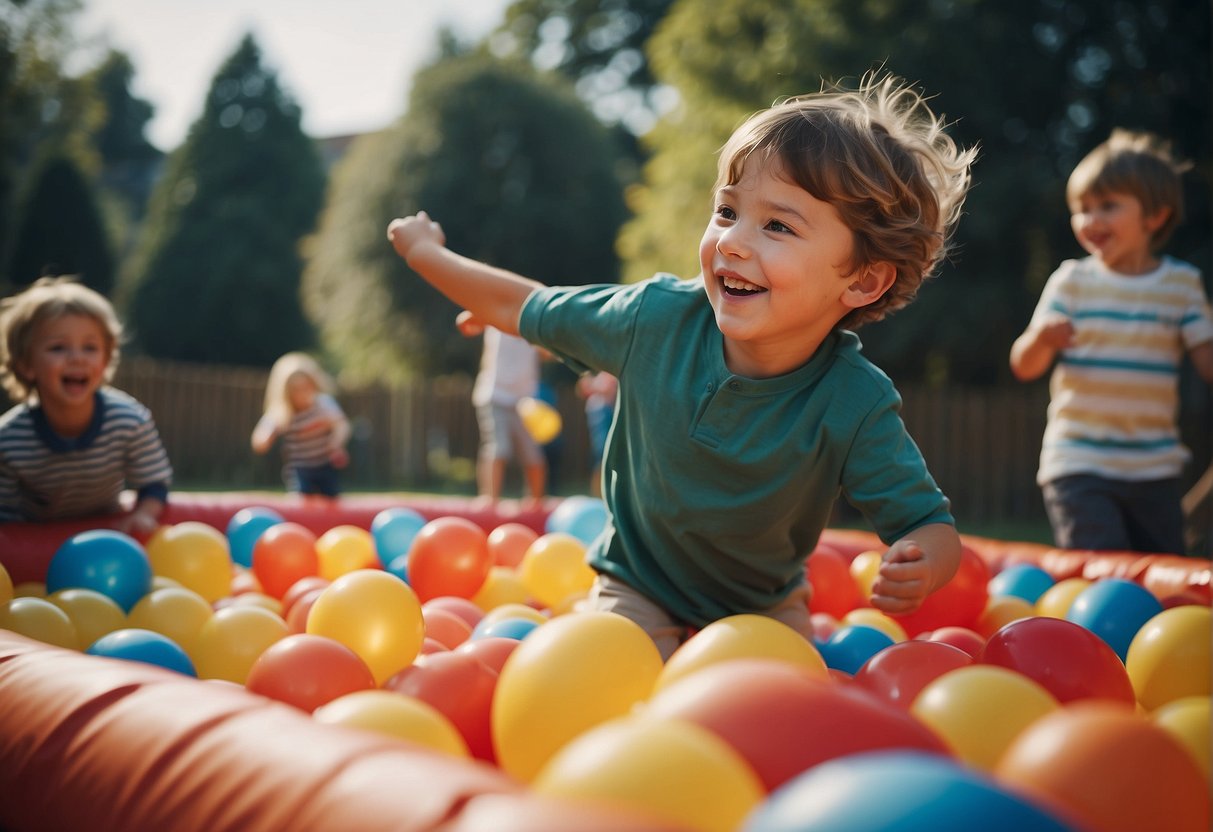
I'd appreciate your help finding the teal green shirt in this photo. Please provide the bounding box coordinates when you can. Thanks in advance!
[520,274,953,627]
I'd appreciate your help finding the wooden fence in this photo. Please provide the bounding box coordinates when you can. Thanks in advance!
[15,356,1207,530]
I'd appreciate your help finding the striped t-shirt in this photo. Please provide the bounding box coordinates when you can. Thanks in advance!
[0,387,173,521]
[1031,255,1213,485]
[281,393,345,471]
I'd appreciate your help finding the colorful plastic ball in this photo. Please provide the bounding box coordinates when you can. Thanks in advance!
[973,595,1037,638]
[467,566,527,610]
[406,517,492,603]
[818,625,896,676]
[851,639,973,709]
[995,701,1210,832]
[487,522,539,569]
[226,506,285,568]
[385,649,500,762]
[988,563,1055,605]
[744,750,1074,832]
[146,521,232,603]
[806,546,862,618]
[422,606,474,649]
[519,533,595,610]
[492,611,664,783]
[280,576,331,617]
[227,567,262,596]
[285,587,325,634]
[313,690,470,757]
[87,627,196,676]
[455,635,520,674]
[840,608,907,642]
[472,617,540,641]
[1125,605,1211,710]
[191,604,288,684]
[533,715,765,832]
[922,625,985,658]
[1151,696,1211,780]
[1066,577,1163,661]
[423,596,485,631]
[385,553,409,584]
[126,586,214,655]
[251,522,319,600]
[891,545,989,636]
[544,496,608,546]
[1034,576,1091,619]
[245,633,376,712]
[0,596,77,648]
[518,396,562,444]
[476,602,548,628]
[46,529,152,613]
[13,581,46,598]
[306,569,424,685]
[47,587,127,650]
[370,507,427,566]
[980,616,1135,705]
[656,614,828,693]
[849,550,883,597]
[315,524,378,580]
[644,658,950,793]
[911,665,1059,771]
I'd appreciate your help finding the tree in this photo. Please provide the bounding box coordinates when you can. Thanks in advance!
[7,153,113,291]
[86,50,161,218]
[120,34,325,367]
[621,0,1211,385]
[301,53,630,382]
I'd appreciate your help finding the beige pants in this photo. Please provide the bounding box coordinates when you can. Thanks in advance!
[586,573,813,661]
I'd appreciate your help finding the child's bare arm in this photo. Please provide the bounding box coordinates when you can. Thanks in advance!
[1189,340,1213,385]
[250,415,279,454]
[868,522,962,615]
[387,212,542,335]
[1009,318,1074,381]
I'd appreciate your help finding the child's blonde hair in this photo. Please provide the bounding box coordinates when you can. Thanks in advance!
[1067,128,1190,250]
[262,351,335,428]
[0,276,123,401]
[715,72,976,329]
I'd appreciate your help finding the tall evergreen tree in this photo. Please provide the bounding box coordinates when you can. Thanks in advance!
[121,34,325,367]
[302,53,630,382]
[87,50,161,218]
[7,152,113,291]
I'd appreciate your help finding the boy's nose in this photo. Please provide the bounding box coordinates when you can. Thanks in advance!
[717,225,750,256]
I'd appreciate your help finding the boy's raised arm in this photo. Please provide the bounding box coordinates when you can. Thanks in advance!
[387,211,543,336]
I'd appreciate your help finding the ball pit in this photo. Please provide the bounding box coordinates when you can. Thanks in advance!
[0,493,1210,832]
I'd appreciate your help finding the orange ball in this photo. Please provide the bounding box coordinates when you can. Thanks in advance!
[251,522,318,599]
[407,517,491,602]
[487,523,539,569]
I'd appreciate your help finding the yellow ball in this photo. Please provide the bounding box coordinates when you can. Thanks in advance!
[313,690,469,757]
[518,397,562,444]
[911,665,1059,771]
[127,586,214,656]
[306,569,423,685]
[479,602,548,628]
[849,550,883,597]
[975,595,1037,638]
[656,614,827,693]
[1150,696,1210,780]
[471,566,530,611]
[146,521,232,604]
[47,588,127,650]
[315,525,378,580]
[519,533,595,610]
[534,715,765,832]
[13,581,46,599]
[1034,577,1092,619]
[0,597,77,648]
[492,611,663,782]
[1126,605,1211,711]
[191,604,287,684]
[841,608,908,642]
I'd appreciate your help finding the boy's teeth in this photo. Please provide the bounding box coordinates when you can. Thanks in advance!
[723,275,759,290]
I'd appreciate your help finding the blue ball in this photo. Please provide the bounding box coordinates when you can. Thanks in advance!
[385,553,410,584]
[371,507,428,566]
[988,563,1055,605]
[1066,577,1163,661]
[472,617,540,641]
[545,496,608,545]
[46,530,151,613]
[87,628,196,676]
[226,506,285,568]
[818,624,895,675]
[744,750,1073,831]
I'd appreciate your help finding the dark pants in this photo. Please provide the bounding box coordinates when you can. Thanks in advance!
[1042,474,1184,555]
[288,463,341,498]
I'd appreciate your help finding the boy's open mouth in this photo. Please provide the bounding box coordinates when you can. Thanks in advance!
[61,375,90,394]
[721,274,766,297]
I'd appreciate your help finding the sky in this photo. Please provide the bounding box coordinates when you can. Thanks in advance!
[71,0,515,152]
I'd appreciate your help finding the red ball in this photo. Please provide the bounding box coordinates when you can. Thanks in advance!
[852,639,974,708]
[487,523,539,569]
[285,587,325,634]
[422,596,486,631]
[980,616,1135,705]
[455,636,521,674]
[892,545,989,636]
[406,517,492,602]
[921,625,986,658]
[807,547,863,618]
[281,576,330,617]
[385,649,500,762]
[246,633,375,712]
[251,522,319,599]
[422,606,474,649]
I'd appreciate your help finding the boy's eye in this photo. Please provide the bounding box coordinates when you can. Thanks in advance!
[715,205,736,220]
[766,219,792,233]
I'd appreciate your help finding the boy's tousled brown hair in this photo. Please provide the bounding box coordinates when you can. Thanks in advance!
[1067,128,1190,250]
[0,276,123,401]
[716,72,977,329]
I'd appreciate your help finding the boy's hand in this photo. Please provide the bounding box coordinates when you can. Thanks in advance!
[329,446,350,468]
[121,507,161,541]
[1034,317,1075,350]
[869,540,933,614]
[455,309,486,338]
[387,211,445,261]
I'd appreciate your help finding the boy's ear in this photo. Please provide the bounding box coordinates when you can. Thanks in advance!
[1145,206,1172,234]
[842,262,896,309]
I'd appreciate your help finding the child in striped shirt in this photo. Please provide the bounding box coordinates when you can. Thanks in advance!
[1011,130,1213,555]
[0,277,173,533]
[251,352,350,500]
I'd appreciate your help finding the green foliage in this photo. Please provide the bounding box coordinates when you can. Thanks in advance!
[86,50,161,219]
[6,152,113,291]
[624,0,1210,385]
[302,53,630,382]
[120,34,325,367]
